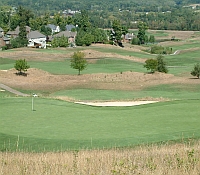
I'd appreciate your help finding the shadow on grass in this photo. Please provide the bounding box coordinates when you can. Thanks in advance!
[15,72,28,76]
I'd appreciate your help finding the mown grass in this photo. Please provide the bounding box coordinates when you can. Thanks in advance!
[30,58,144,75]
[0,58,15,70]
[51,83,200,101]
[171,42,200,51]
[0,97,200,151]
[0,58,145,74]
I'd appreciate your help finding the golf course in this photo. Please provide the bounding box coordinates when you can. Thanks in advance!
[0,30,200,174]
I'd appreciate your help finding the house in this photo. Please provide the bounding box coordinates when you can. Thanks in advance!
[0,34,10,47]
[0,27,4,35]
[0,33,4,47]
[66,24,76,31]
[53,31,77,43]
[27,31,46,49]
[6,26,31,39]
[46,24,60,34]
[124,33,134,42]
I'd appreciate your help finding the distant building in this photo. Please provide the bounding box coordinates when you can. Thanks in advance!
[27,31,46,49]
[0,34,10,47]
[124,33,134,42]
[0,27,4,35]
[46,24,60,34]
[62,9,80,16]
[6,26,31,38]
[66,24,76,31]
[53,31,77,43]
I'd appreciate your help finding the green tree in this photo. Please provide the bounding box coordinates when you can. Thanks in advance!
[74,10,91,32]
[191,63,200,79]
[51,35,69,47]
[18,22,28,46]
[156,55,168,73]
[137,22,148,44]
[131,37,139,45]
[15,6,33,47]
[111,20,122,45]
[149,35,155,43]
[70,51,87,75]
[75,30,94,46]
[10,37,23,48]
[14,59,30,75]
[144,59,158,73]
[122,26,128,42]
[40,25,52,36]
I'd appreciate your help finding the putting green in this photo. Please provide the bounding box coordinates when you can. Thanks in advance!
[0,97,200,151]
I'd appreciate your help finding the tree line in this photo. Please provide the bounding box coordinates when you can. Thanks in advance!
[1,0,200,30]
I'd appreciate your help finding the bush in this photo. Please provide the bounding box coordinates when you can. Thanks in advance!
[51,35,69,48]
[131,37,139,45]
[156,55,168,73]
[1,46,8,50]
[150,45,172,54]
[149,35,155,43]
[10,37,28,48]
[191,63,200,79]
[144,59,158,73]
[14,59,30,75]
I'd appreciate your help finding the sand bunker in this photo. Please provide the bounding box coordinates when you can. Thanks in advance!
[75,101,158,107]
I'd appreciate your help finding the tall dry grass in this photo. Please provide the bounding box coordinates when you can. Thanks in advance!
[0,141,200,175]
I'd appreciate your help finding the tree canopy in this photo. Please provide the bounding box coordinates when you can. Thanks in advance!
[14,59,30,75]
[70,51,87,75]
[191,63,200,79]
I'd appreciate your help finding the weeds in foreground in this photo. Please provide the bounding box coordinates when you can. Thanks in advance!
[0,140,200,175]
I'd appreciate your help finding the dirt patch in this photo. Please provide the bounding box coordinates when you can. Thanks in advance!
[1,68,199,96]
[0,46,147,63]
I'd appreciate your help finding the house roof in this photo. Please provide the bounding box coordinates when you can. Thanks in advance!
[7,26,31,35]
[53,31,77,38]
[66,24,75,31]
[124,33,134,40]
[27,31,46,39]
[3,36,10,41]
[46,24,57,30]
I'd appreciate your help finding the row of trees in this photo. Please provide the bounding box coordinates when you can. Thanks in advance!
[1,2,200,34]
[1,0,198,15]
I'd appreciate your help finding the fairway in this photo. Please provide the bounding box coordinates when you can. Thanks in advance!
[0,97,200,151]
[1,38,200,152]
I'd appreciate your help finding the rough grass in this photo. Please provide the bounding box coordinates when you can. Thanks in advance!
[0,140,200,175]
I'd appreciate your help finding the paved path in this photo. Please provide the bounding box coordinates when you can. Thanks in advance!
[0,83,30,97]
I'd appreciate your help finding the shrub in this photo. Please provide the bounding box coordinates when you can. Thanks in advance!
[1,46,8,50]
[191,63,200,79]
[14,59,30,75]
[131,37,139,45]
[150,45,172,54]
[156,55,168,73]
[144,59,158,73]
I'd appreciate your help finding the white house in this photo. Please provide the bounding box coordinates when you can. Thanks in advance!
[46,24,60,34]
[27,31,46,49]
